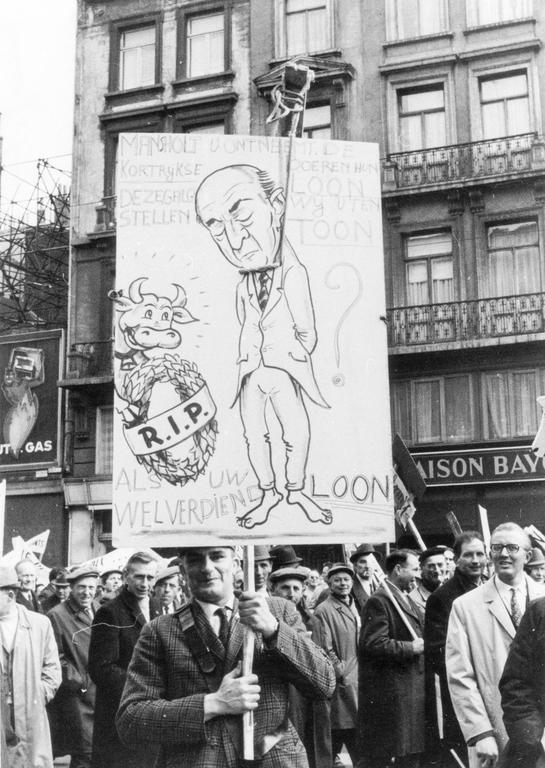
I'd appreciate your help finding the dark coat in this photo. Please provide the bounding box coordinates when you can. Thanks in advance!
[16,589,42,612]
[47,596,99,758]
[351,578,372,616]
[500,596,545,768]
[88,587,161,768]
[358,583,425,762]
[312,595,359,729]
[424,568,480,752]
[116,596,336,768]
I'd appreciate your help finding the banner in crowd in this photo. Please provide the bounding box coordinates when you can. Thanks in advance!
[0,330,63,470]
[0,529,51,583]
[112,133,393,547]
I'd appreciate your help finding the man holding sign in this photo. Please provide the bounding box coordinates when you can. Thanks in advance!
[116,545,335,767]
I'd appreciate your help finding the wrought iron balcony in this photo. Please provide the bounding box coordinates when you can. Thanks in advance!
[387,292,545,348]
[383,133,545,191]
[66,340,113,379]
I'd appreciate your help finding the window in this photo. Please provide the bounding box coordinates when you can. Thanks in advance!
[392,376,475,445]
[480,72,530,139]
[399,85,446,151]
[467,0,532,27]
[184,122,225,134]
[406,231,454,305]
[186,12,224,78]
[119,25,157,90]
[303,104,331,138]
[96,406,114,475]
[482,369,544,439]
[283,0,330,56]
[386,0,448,40]
[486,220,541,296]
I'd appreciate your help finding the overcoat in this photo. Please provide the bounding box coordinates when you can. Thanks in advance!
[358,583,425,763]
[500,595,545,767]
[312,594,359,729]
[446,574,545,768]
[47,596,99,758]
[350,578,371,616]
[424,568,481,752]
[116,595,336,768]
[2,604,61,768]
[88,586,161,768]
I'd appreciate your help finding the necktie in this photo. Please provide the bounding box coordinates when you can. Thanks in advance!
[510,587,522,628]
[215,607,229,647]
[257,270,272,311]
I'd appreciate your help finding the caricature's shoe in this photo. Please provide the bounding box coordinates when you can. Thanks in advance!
[287,490,332,524]
[236,489,283,529]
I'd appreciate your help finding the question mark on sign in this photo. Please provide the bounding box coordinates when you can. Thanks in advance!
[325,262,363,384]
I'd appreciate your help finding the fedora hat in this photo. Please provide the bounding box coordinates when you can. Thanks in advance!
[269,566,310,584]
[270,545,303,570]
[349,543,382,564]
[0,566,21,590]
[526,547,545,569]
[50,568,70,587]
[253,545,272,562]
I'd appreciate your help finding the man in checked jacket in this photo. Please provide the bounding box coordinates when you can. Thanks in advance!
[116,545,335,768]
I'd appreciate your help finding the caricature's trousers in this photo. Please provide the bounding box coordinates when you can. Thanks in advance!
[239,365,309,491]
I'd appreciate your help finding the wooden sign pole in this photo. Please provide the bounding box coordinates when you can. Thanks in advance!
[242,544,255,761]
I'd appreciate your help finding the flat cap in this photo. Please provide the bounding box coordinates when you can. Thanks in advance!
[327,562,354,578]
[269,566,310,583]
[67,566,100,583]
[155,565,180,585]
[419,547,447,564]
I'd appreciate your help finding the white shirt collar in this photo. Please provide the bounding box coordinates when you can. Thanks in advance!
[194,596,235,623]
[494,574,526,599]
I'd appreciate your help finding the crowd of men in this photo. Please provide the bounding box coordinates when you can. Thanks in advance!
[1,529,545,768]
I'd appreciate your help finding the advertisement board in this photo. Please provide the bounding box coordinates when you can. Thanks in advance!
[0,330,63,470]
[112,133,393,546]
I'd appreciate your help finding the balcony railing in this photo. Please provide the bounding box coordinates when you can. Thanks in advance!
[66,340,113,379]
[387,292,545,347]
[383,133,545,191]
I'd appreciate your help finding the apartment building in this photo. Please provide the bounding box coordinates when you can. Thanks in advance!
[65,0,545,561]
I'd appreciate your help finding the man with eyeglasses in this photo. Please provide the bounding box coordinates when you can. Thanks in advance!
[446,523,545,768]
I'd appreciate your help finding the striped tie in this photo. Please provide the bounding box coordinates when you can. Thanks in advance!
[510,587,522,628]
[257,270,272,311]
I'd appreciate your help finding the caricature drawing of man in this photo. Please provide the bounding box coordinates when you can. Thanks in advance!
[195,164,332,529]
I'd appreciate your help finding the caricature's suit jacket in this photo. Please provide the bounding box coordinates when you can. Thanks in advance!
[116,595,336,768]
[446,575,545,768]
[235,243,328,407]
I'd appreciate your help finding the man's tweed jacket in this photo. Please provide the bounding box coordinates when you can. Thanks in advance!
[116,596,336,768]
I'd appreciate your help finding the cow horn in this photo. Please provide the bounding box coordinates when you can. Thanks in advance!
[128,277,147,303]
[172,284,187,307]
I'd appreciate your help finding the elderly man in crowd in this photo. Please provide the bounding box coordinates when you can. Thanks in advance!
[424,531,487,766]
[349,544,381,614]
[89,550,160,768]
[116,545,335,768]
[359,549,425,768]
[15,559,42,612]
[410,547,446,615]
[48,566,100,768]
[500,594,545,768]
[0,565,61,767]
[446,523,545,768]
[313,562,361,767]
[154,565,184,614]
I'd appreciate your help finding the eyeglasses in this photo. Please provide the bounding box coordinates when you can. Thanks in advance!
[490,543,526,554]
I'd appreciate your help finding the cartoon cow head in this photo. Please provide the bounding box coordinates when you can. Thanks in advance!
[111,278,197,355]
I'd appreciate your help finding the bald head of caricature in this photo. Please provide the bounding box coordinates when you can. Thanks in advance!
[195,164,285,271]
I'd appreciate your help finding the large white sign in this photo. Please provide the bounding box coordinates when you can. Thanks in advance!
[112,133,394,546]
